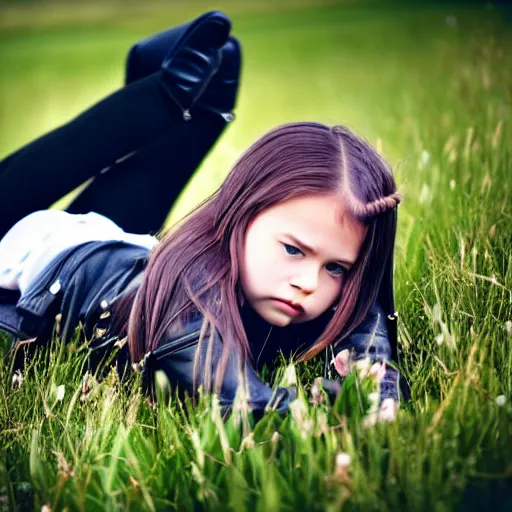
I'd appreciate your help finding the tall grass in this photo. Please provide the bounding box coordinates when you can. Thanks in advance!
[1,1,511,510]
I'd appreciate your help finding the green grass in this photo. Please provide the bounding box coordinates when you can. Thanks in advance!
[1,0,512,510]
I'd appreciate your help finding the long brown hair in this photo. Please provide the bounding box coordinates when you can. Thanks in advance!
[127,122,400,390]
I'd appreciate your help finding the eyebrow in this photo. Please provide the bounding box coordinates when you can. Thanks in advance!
[285,234,355,268]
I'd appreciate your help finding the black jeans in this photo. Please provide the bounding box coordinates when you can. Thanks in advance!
[0,71,227,238]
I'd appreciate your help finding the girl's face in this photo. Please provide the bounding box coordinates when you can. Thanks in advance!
[239,194,367,327]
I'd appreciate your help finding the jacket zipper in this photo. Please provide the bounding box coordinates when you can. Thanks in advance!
[153,329,202,360]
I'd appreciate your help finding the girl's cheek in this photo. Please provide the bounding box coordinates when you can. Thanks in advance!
[323,279,343,307]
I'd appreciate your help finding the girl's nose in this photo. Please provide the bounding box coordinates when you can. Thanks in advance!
[290,267,318,295]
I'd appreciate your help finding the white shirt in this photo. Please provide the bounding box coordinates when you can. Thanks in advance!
[0,210,158,294]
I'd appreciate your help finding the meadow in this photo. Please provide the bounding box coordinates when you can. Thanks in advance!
[0,0,511,510]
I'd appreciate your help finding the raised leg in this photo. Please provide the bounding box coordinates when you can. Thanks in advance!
[0,11,233,238]
[0,74,180,238]
[66,107,228,234]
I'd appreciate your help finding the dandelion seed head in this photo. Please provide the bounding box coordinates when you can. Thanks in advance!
[495,395,506,407]
[155,369,171,393]
[336,452,352,469]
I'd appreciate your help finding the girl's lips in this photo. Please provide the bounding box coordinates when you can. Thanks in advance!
[271,298,304,315]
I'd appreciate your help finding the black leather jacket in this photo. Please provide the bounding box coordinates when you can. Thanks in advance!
[0,237,409,416]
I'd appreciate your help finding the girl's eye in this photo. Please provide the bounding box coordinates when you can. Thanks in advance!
[283,243,304,256]
[325,262,347,277]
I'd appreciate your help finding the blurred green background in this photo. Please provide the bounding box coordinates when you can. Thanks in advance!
[1,0,509,226]
[1,3,512,509]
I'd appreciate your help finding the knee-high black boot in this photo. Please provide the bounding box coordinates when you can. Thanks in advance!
[0,11,231,239]
[66,19,242,234]
[126,23,242,120]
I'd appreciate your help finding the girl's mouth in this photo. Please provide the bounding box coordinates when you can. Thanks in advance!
[271,298,304,315]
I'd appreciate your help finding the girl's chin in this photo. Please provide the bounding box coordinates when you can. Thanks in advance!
[254,307,294,327]
[259,307,311,327]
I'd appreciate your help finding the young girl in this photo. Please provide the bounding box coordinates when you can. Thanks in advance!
[0,12,405,420]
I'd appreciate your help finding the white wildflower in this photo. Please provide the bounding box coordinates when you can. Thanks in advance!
[368,392,380,410]
[354,357,372,379]
[281,364,297,387]
[155,370,171,395]
[332,349,352,377]
[363,412,378,428]
[363,392,384,428]
[289,398,308,424]
[505,321,512,336]
[310,378,325,405]
[369,362,386,382]
[12,370,24,389]
[495,395,507,407]
[418,150,431,169]
[336,452,352,469]
[433,303,442,322]
[379,398,399,422]
[334,451,352,482]
[55,385,65,402]
[301,418,315,438]
[435,333,444,345]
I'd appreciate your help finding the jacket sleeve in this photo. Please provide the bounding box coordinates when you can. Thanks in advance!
[144,319,297,417]
[327,300,401,402]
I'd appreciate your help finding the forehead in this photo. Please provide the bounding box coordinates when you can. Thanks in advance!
[251,194,367,262]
